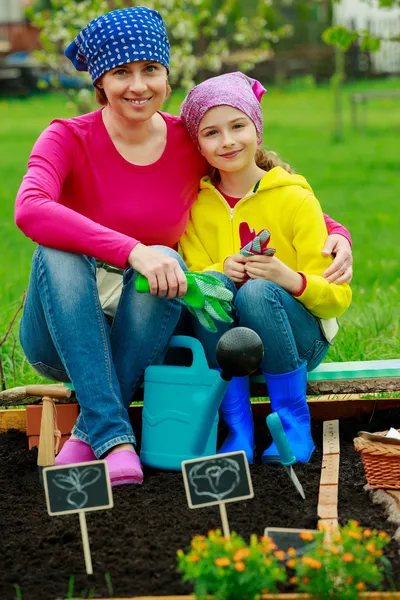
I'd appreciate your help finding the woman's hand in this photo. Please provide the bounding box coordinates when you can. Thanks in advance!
[223,253,248,283]
[244,255,303,294]
[322,235,353,284]
[128,243,187,299]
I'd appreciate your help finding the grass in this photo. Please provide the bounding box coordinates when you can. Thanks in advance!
[0,78,399,389]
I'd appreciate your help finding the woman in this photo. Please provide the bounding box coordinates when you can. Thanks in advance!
[15,7,352,486]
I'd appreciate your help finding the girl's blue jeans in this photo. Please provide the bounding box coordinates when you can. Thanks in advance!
[19,245,185,458]
[193,273,330,375]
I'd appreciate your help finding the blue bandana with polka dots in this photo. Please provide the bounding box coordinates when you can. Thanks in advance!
[65,6,170,84]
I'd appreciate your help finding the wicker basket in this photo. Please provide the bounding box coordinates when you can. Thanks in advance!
[354,430,400,489]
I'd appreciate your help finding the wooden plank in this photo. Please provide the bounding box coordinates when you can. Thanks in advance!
[94,593,400,599]
[320,453,340,486]
[0,408,26,432]
[323,420,340,455]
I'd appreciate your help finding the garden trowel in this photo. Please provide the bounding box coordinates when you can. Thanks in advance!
[266,412,306,500]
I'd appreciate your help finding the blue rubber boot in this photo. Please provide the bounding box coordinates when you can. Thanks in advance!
[217,375,254,464]
[262,363,315,464]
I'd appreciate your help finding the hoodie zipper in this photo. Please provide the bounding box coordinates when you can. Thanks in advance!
[213,180,261,253]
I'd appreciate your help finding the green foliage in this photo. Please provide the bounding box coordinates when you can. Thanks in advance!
[293,521,391,598]
[27,0,292,115]
[177,529,286,599]
[177,523,391,599]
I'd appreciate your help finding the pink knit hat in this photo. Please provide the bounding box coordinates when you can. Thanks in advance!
[180,71,266,144]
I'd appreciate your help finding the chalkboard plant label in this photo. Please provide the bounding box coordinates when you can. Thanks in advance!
[182,451,253,538]
[182,451,253,509]
[43,461,113,516]
[43,460,113,575]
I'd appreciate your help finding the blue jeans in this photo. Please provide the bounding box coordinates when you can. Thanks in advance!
[193,273,329,374]
[19,245,185,457]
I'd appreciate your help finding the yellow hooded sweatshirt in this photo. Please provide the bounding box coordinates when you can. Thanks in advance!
[180,167,352,334]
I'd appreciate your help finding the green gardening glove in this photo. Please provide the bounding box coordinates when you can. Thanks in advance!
[135,272,234,332]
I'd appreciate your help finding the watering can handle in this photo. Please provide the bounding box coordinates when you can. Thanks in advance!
[166,336,210,372]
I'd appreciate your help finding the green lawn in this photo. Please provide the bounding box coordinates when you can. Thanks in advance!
[1,78,399,388]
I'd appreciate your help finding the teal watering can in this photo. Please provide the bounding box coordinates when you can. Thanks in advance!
[140,336,229,470]
[140,328,264,471]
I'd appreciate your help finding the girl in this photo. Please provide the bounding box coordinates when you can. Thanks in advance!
[180,72,352,464]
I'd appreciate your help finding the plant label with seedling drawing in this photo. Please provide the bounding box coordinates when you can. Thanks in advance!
[182,451,253,509]
[43,461,113,575]
[43,461,113,516]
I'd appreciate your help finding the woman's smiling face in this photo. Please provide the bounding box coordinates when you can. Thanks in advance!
[99,60,169,121]
[197,105,259,173]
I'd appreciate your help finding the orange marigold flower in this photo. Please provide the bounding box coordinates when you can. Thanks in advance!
[287,547,297,557]
[356,582,366,591]
[233,548,251,562]
[366,543,376,553]
[234,561,246,572]
[330,545,340,555]
[303,577,310,584]
[302,556,322,569]
[299,531,314,541]
[342,553,354,563]
[259,536,273,543]
[274,550,286,561]
[363,529,372,538]
[289,576,298,584]
[375,549,383,557]
[349,531,363,540]
[189,555,201,562]
[349,520,360,527]
[379,530,389,539]
[286,559,297,569]
[214,557,231,567]
[347,576,353,584]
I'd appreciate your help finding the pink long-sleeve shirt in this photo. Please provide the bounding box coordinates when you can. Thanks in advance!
[15,109,206,269]
[15,108,351,269]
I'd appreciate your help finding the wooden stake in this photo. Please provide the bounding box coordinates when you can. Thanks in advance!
[317,420,340,531]
[219,503,230,538]
[37,397,56,468]
[79,512,93,575]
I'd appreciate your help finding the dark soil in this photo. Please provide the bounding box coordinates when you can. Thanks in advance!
[1,409,400,600]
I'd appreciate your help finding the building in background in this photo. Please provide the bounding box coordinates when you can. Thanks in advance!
[334,0,400,75]
[0,0,39,55]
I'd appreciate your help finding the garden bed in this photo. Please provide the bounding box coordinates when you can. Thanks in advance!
[1,410,400,600]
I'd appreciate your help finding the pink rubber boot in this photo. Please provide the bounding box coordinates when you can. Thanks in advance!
[105,450,144,486]
[55,439,97,465]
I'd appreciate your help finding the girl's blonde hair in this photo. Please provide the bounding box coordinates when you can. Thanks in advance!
[210,148,294,183]
[94,81,172,106]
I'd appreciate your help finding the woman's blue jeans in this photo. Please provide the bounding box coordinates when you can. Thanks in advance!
[19,245,185,457]
[193,273,330,374]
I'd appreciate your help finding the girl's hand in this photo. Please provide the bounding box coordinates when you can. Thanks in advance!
[128,243,187,299]
[322,235,353,284]
[244,255,303,295]
[223,253,248,283]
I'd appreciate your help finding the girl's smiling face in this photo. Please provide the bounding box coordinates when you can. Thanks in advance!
[197,105,259,173]
[99,60,169,121]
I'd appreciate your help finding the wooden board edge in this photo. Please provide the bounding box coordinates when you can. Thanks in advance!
[94,594,400,599]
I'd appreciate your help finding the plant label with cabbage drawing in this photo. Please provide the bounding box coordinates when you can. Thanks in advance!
[43,461,113,516]
[182,451,254,509]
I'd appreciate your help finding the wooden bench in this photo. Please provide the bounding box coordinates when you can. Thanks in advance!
[350,90,400,132]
